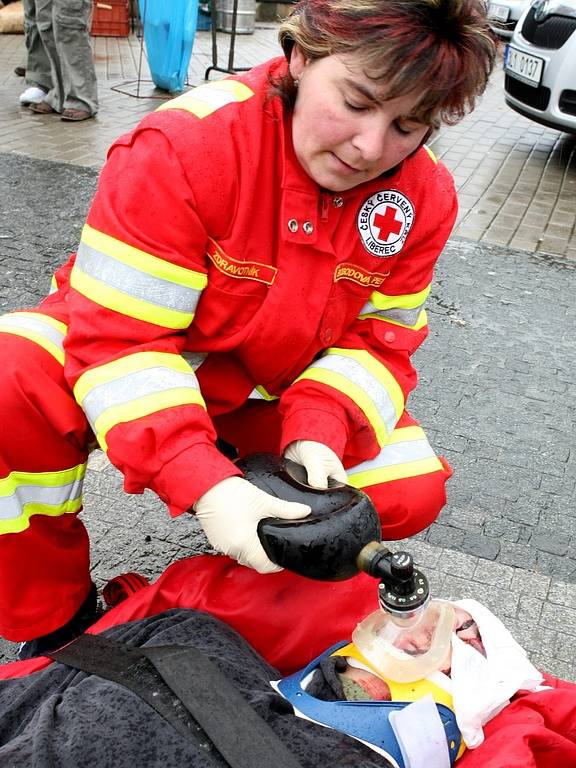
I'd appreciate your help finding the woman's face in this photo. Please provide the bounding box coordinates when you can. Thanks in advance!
[289,48,430,192]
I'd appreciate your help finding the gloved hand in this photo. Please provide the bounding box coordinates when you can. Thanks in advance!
[193,476,311,573]
[284,440,348,489]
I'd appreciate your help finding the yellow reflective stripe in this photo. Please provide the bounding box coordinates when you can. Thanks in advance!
[0,465,84,497]
[71,224,207,330]
[360,284,432,317]
[358,285,430,327]
[74,351,206,451]
[360,308,428,330]
[248,384,278,401]
[348,456,443,487]
[74,351,197,401]
[367,285,431,311]
[296,345,405,447]
[387,426,426,444]
[93,388,205,451]
[81,224,206,291]
[2,311,67,335]
[0,498,83,535]
[347,426,443,487]
[333,346,404,422]
[71,269,194,330]
[49,275,58,294]
[0,312,67,364]
[423,144,438,164]
[0,463,85,535]
[298,368,387,445]
[158,79,254,117]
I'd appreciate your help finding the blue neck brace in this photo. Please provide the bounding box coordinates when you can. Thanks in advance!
[275,641,461,768]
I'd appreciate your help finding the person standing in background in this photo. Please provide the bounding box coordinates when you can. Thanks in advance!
[19,0,98,121]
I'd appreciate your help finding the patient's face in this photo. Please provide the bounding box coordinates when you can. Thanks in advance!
[451,607,485,656]
[340,605,486,698]
[393,606,485,664]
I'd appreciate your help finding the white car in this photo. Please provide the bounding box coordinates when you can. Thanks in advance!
[503,0,576,133]
[487,0,531,38]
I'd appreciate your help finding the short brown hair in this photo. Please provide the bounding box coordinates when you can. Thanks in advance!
[275,0,497,126]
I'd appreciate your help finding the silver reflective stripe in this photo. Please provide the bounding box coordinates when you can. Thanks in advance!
[76,242,202,314]
[182,351,207,371]
[359,303,422,325]
[247,385,278,401]
[186,87,246,109]
[81,366,201,427]
[312,354,398,434]
[0,476,83,522]
[348,438,435,475]
[0,314,65,349]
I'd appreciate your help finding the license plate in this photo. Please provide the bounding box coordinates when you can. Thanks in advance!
[488,3,510,21]
[504,45,544,87]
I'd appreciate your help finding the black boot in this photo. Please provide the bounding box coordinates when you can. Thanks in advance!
[18,583,99,660]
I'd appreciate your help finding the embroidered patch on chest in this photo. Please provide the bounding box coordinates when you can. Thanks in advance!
[357,190,415,258]
[333,263,388,288]
[207,239,277,285]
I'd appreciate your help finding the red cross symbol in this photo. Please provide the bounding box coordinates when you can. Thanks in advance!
[373,206,402,242]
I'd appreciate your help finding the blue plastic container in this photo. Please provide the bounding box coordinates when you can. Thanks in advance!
[138,0,199,92]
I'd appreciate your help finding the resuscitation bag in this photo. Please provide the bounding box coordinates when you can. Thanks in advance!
[138,0,199,92]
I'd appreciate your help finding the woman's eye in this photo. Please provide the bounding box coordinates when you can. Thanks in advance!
[394,122,413,135]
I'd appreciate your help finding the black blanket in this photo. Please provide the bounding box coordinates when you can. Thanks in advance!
[0,608,388,767]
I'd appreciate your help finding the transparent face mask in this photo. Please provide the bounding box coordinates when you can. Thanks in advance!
[352,599,455,683]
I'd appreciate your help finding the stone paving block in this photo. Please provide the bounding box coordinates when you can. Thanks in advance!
[498,541,538,569]
[461,532,501,560]
[530,653,575,681]
[530,530,570,556]
[510,569,551,599]
[518,595,544,624]
[432,549,479,579]
[548,579,576,606]
[483,518,522,542]
[473,559,516,588]
[553,632,576,665]
[439,576,519,619]
[388,538,443,570]
[541,602,576,634]
[428,523,465,550]
[445,507,485,532]
[540,474,576,496]
[506,617,557,657]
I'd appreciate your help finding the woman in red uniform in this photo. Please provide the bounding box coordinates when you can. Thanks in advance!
[0,0,496,657]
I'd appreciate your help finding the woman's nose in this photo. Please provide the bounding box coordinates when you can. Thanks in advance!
[352,118,390,163]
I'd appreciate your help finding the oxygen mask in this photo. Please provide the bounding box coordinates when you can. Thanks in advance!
[353,542,454,682]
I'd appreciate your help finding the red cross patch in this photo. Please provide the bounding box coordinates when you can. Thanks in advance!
[357,190,415,258]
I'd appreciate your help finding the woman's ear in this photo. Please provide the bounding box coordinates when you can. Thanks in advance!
[288,44,307,82]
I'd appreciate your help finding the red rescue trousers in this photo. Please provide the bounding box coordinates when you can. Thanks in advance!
[0,308,452,642]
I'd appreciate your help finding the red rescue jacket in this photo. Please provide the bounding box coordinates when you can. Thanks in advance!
[46,57,457,515]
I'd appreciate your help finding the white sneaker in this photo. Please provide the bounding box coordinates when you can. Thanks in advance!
[19,86,47,106]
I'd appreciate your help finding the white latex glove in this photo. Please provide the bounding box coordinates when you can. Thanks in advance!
[193,476,311,573]
[284,440,348,489]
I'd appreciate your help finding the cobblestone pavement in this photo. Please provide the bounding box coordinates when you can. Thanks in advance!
[0,24,575,682]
